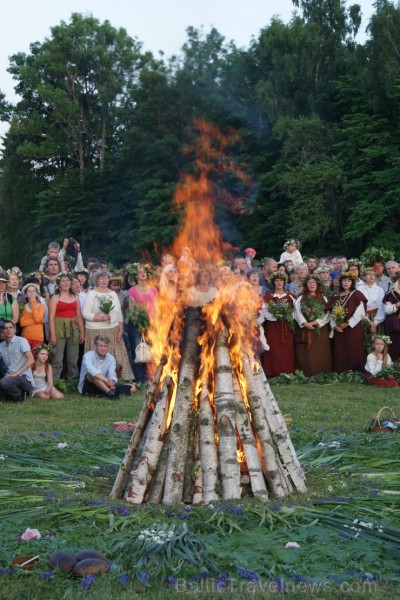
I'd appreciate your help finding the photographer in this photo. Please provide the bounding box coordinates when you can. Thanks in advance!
[59,238,84,272]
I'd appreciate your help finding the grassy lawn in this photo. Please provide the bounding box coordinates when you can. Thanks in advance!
[1,382,400,599]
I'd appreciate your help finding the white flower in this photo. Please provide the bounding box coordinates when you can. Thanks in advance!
[285,542,300,549]
[0,454,5,460]
[56,442,68,449]
[328,486,333,492]
[138,534,145,540]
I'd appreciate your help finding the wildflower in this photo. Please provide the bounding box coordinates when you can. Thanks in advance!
[119,573,129,586]
[215,572,228,591]
[81,575,96,591]
[20,528,41,541]
[237,567,261,582]
[285,541,300,549]
[0,454,5,460]
[138,571,150,584]
[41,571,55,580]
[56,442,68,449]
[273,577,287,593]
[166,575,177,585]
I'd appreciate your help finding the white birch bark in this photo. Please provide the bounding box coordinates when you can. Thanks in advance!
[125,377,171,503]
[199,379,219,504]
[253,364,307,493]
[163,308,201,504]
[232,375,269,501]
[214,327,241,500]
[241,356,292,497]
[192,436,204,504]
[110,356,166,499]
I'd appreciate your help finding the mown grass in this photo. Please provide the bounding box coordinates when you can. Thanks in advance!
[0,382,400,599]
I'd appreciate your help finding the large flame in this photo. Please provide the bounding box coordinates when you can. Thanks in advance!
[146,118,259,470]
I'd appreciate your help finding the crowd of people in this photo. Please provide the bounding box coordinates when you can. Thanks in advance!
[0,237,399,402]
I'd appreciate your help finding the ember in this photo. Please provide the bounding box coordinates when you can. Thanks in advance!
[111,120,306,504]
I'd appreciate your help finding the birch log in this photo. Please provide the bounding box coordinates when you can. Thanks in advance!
[192,436,204,504]
[199,379,219,504]
[147,435,171,504]
[214,327,241,500]
[253,364,307,493]
[232,375,268,501]
[110,356,166,499]
[241,356,292,497]
[125,377,171,504]
[163,308,202,504]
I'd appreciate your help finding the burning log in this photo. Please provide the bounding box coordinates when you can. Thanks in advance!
[112,307,306,505]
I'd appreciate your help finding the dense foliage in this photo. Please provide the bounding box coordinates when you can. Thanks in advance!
[1,1,400,269]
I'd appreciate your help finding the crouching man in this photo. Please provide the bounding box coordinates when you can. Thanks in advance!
[78,334,136,400]
[0,320,34,401]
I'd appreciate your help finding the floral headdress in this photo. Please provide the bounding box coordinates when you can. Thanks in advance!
[126,262,154,282]
[348,258,361,269]
[7,267,23,279]
[339,270,357,283]
[371,334,391,346]
[34,343,53,355]
[283,239,301,251]
[74,267,90,276]
[22,283,41,296]
[0,270,9,282]
[302,273,323,287]
[56,271,73,285]
[270,271,288,283]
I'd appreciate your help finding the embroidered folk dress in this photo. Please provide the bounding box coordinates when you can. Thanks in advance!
[329,290,367,373]
[262,292,295,377]
[294,295,332,376]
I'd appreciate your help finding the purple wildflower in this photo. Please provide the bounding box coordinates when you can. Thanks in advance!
[166,575,177,585]
[273,578,287,593]
[237,567,260,582]
[119,573,129,586]
[41,571,55,580]
[80,575,96,591]
[138,571,150,584]
[215,572,228,591]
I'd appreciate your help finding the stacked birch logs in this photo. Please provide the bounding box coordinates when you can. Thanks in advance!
[111,307,306,504]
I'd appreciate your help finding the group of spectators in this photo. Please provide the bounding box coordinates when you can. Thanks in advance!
[0,237,399,401]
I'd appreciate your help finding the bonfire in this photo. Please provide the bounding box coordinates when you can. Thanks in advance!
[111,120,306,505]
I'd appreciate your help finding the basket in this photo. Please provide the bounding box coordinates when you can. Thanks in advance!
[369,406,398,433]
[10,555,40,570]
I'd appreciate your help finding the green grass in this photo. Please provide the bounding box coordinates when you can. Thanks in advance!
[1,383,400,599]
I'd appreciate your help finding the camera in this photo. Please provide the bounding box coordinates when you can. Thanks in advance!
[68,237,77,246]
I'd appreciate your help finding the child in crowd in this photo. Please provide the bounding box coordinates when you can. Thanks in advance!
[279,239,303,266]
[31,346,64,399]
[365,335,392,376]
[38,242,63,272]
[19,283,46,350]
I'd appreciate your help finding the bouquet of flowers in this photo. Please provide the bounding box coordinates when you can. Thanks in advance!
[267,299,295,331]
[301,296,326,322]
[331,301,347,326]
[96,294,115,315]
[127,303,150,333]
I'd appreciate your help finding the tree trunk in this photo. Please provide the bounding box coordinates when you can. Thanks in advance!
[214,327,241,500]
[199,377,219,504]
[163,308,202,504]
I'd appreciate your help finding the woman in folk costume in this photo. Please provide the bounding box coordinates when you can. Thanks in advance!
[294,274,332,376]
[260,271,295,377]
[328,271,367,373]
[383,270,400,361]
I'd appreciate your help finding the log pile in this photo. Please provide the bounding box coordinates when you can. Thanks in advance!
[111,307,306,504]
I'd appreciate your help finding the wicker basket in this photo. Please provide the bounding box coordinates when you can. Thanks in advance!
[370,406,398,433]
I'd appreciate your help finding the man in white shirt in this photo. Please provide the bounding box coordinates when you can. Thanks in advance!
[78,335,135,400]
[0,320,34,401]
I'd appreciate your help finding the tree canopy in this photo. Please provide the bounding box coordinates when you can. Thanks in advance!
[1,2,399,269]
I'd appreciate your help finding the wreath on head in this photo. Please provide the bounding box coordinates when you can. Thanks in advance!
[126,262,155,282]
[270,271,288,283]
[301,273,323,287]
